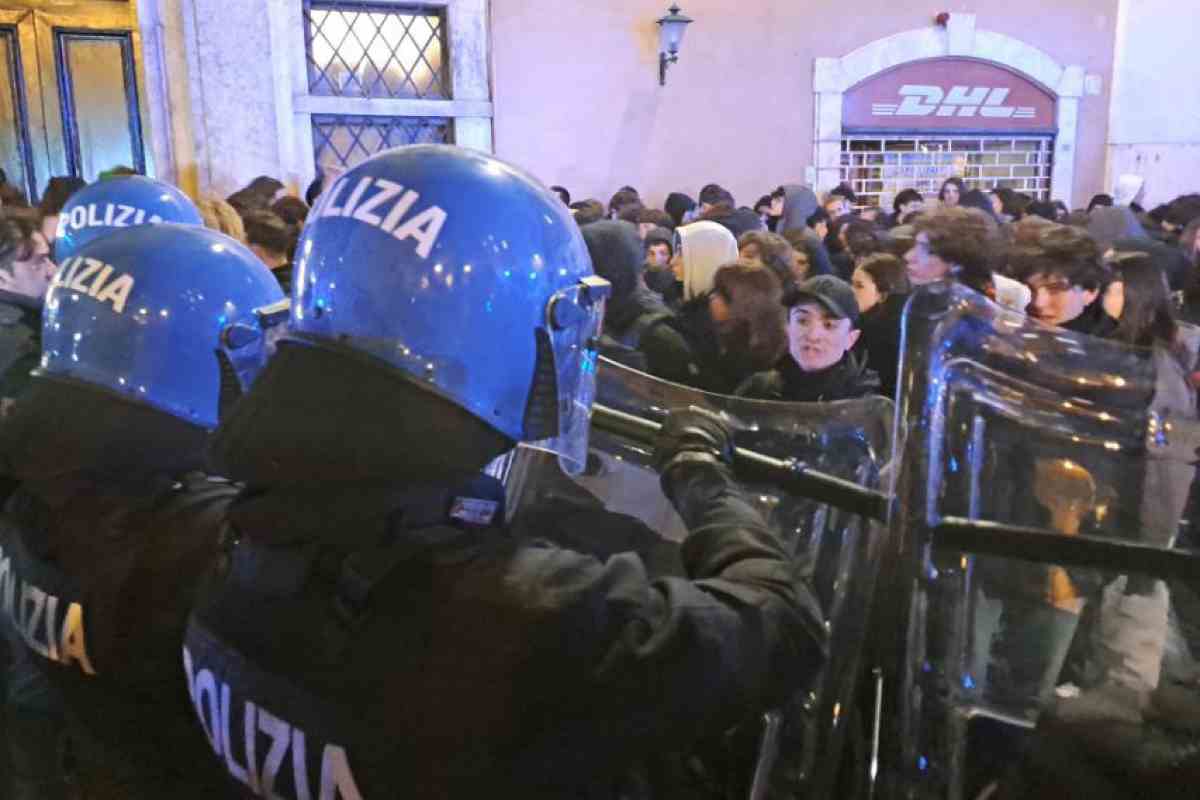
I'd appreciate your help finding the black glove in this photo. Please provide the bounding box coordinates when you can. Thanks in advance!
[653,406,737,475]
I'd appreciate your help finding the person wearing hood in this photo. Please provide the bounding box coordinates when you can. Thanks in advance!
[775,186,835,277]
[776,185,819,235]
[1113,173,1147,211]
[737,275,881,402]
[1088,206,1147,252]
[581,221,675,373]
[638,221,742,390]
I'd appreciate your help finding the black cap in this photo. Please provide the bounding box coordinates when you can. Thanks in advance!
[785,275,859,325]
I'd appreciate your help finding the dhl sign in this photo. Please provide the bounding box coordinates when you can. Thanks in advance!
[843,57,1057,132]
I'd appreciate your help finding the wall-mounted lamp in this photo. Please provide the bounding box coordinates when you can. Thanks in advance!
[656,4,693,86]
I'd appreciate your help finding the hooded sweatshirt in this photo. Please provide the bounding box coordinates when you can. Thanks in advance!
[581,221,672,343]
[1113,174,1146,208]
[676,221,738,300]
[776,185,819,235]
[1088,207,1147,252]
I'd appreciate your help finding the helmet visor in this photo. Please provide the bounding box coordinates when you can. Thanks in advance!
[526,275,610,475]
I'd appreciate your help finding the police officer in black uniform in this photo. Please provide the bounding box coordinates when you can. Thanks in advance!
[0,218,285,799]
[187,145,827,799]
[0,207,68,799]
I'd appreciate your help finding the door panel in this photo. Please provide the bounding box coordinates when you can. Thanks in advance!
[0,25,34,199]
[57,32,143,180]
[0,1,153,201]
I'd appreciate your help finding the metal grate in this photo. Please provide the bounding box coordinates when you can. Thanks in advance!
[312,114,453,172]
[840,135,1055,209]
[304,1,448,99]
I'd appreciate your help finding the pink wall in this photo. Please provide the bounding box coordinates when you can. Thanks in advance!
[491,2,1119,209]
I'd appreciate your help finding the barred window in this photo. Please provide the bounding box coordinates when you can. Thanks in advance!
[304,1,448,100]
[312,114,452,173]
[839,135,1054,209]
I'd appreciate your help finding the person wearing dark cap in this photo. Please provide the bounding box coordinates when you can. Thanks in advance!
[736,275,880,402]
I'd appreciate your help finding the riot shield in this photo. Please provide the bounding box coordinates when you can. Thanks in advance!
[884,283,1200,800]
[499,356,894,799]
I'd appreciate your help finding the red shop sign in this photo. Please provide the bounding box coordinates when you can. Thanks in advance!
[842,57,1057,133]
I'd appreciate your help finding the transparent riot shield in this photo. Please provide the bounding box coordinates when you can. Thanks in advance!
[884,283,1200,800]
[497,356,894,799]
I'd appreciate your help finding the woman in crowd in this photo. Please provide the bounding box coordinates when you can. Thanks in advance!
[851,253,911,397]
[844,219,885,265]
[825,216,855,279]
[938,176,965,208]
[652,259,785,395]
[197,195,247,242]
[637,221,737,388]
[738,230,798,291]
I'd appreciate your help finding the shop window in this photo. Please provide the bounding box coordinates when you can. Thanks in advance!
[840,135,1054,208]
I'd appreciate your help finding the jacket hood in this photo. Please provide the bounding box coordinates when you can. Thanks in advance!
[778,185,819,234]
[1113,174,1146,207]
[676,221,738,300]
[581,220,642,302]
[1089,207,1147,251]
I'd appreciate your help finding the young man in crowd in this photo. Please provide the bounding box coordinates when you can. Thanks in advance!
[737,275,880,402]
[1010,224,1117,337]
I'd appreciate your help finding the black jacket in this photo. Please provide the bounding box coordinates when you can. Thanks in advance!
[854,293,908,397]
[701,205,764,239]
[0,473,236,798]
[185,466,826,799]
[736,351,881,403]
[0,294,41,504]
[639,295,755,393]
[1062,301,1119,339]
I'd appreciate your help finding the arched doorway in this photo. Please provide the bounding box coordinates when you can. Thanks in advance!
[813,13,1085,208]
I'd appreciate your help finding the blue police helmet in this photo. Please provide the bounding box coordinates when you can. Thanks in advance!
[40,223,286,429]
[54,175,203,263]
[292,145,609,473]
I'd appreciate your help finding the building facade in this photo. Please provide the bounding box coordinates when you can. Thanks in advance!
[1,0,1197,210]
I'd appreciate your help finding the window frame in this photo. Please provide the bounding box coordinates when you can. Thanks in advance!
[302,1,451,101]
[266,0,492,191]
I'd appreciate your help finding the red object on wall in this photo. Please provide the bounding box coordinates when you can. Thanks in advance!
[842,57,1057,133]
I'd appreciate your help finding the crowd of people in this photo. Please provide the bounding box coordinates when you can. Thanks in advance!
[0,152,1197,800]
[548,174,1200,410]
